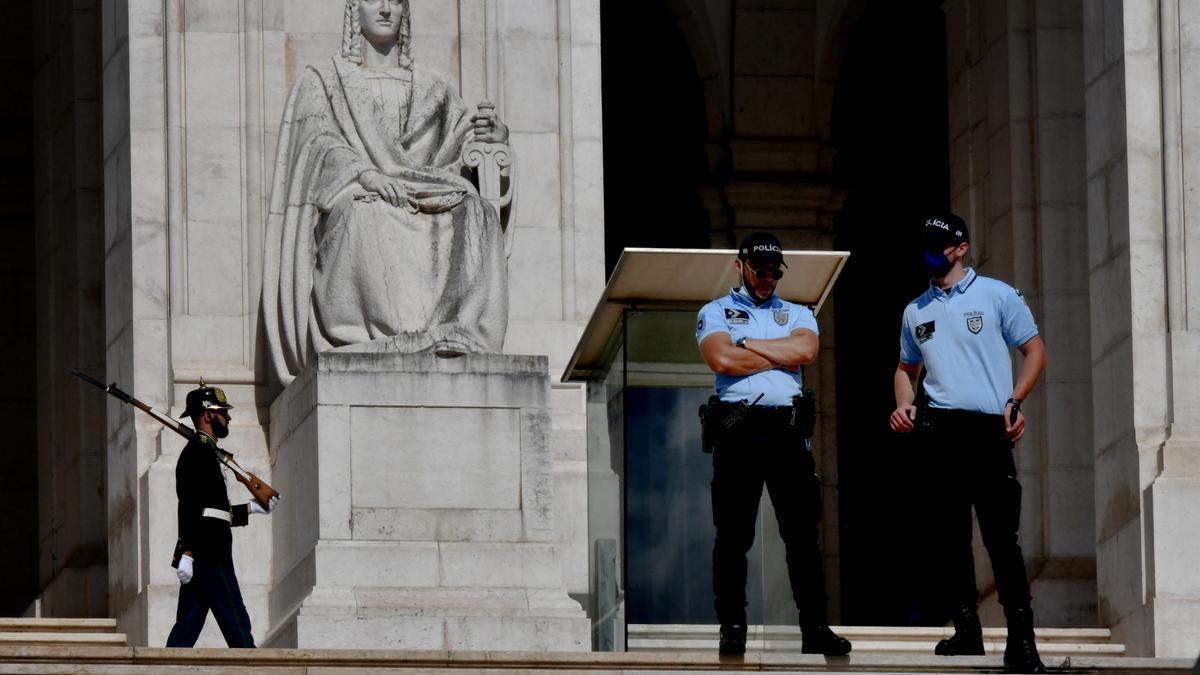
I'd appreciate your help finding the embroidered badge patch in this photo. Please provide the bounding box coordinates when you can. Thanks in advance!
[916,320,936,344]
[773,310,789,326]
[725,308,750,325]
[965,311,984,334]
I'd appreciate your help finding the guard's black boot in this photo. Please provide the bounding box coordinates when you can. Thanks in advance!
[718,624,747,656]
[1003,607,1046,674]
[800,624,852,656]
[934,604,985,656]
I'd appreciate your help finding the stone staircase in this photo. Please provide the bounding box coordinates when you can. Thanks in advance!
[629,623,1126,657]
[0,621,1190,673]
[0,619,126,647]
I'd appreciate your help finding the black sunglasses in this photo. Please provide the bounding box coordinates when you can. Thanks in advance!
[744,261,784,280]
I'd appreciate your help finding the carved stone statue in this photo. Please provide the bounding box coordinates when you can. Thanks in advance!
[262,0,513,387]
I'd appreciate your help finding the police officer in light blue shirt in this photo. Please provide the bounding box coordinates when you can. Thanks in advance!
[695,233,850,657]
[888,213,1048,674]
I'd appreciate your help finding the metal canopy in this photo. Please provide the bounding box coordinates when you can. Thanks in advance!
[561,248,849,382]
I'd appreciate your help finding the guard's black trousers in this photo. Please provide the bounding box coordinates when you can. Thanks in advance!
[165,561,255,648]
[919,407,1033,612]
[711,408,827,626]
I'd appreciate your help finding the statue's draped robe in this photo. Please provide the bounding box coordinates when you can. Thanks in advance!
[263,58,508,386]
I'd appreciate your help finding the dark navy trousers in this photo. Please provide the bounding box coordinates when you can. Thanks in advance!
[165,561,255,648]
[710,407,828,627]
[919,407,1033,613]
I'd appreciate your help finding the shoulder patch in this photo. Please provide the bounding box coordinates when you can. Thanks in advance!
[697,316,705,333]
[725,308,750,325]
[916,320,936,344]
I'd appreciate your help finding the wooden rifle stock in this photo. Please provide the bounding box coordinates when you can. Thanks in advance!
[70,369,280,508]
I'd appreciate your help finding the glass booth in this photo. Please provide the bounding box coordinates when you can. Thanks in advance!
[563,248,847,654]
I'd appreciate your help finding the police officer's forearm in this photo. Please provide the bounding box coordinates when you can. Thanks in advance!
[744,334,818,367]
[713,347,777,376]
[700,333,776,375]
[894,364,919,407]
[1011,336,1046,402]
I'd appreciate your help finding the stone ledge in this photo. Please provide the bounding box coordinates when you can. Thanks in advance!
[0,646,1192,673]
[318,350,548,377]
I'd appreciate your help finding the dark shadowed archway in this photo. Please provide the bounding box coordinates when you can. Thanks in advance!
[829,0,951,627]
[601,0,714,275]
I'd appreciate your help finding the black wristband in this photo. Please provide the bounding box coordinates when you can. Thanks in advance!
[1006,397,1022,410]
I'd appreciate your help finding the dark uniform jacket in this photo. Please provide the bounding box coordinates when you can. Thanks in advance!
[176,434,249,565]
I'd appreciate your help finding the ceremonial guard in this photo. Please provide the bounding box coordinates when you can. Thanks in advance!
[888,214,1047,674]
[166,384,278,648]
[696,233,851,657]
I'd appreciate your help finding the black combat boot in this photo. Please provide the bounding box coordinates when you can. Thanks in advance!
[935,604,985,656]
[800,624,852,656]
[718,624,747,655]
[1003,607,1046,674]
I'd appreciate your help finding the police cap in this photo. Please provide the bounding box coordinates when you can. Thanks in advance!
[738,232,788,268]
[921,213,970,251]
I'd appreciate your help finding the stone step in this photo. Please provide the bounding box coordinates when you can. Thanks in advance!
[631,623,1115,642]
[0,646,1190,674]
[0,633,127,647]
[627,624,1125,657]
[0,619,118,634]
[630,637,1127,656]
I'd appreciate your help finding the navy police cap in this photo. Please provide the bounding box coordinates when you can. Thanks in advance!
[738,232,788,268]
[921,213,970,251]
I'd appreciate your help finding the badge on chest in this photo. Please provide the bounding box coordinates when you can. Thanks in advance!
[964,311,984,334]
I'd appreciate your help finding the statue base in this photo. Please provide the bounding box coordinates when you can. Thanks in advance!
[263,351,588,650]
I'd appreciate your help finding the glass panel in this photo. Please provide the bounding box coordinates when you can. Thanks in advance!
[621,309,766,653]
[587,324,625,651]
[588,307,796,654]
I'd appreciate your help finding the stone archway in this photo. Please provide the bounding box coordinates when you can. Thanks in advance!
[600,0,715,272]
[661,0,730,141]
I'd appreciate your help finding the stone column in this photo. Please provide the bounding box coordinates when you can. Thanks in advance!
[1085,0,1200,657]
[944,0,1096,627]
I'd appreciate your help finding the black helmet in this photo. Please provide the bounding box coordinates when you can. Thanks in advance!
[180,382,234,420]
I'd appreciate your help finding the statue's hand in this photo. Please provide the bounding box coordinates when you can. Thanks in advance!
[359,170,409,208]
[471,104,509,144]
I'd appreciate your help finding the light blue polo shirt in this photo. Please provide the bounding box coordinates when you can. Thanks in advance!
[899,268,1039,415]
[696,288,819,407]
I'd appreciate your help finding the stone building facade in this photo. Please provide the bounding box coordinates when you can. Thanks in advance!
[2,0,1196,659]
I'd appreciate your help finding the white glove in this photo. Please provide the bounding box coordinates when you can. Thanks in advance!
[176,554,194,585]
[249,495,280,515]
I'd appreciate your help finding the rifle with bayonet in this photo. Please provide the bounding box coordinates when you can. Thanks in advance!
[71,369,280,508]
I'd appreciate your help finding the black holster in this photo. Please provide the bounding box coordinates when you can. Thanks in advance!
[792,389,817,439]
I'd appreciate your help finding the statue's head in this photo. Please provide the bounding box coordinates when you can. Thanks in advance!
[341,0,413,68]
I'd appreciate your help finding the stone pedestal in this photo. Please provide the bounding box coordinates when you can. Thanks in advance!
[264,351,588,650]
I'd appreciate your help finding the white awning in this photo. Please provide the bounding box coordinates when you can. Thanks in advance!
[561,248,849,382]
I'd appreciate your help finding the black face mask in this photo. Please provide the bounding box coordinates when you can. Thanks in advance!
[922,249,954,278]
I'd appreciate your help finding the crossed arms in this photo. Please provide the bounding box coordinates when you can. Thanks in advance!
[699,329,818,376]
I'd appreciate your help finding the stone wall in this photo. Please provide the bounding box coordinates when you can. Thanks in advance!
[1086,0,1200,657]
[33,0,108,619]
[943,0,1096,627]
[101,0,604,645]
